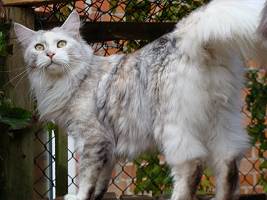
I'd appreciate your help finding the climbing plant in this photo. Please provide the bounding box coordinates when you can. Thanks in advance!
[246,69,267,192]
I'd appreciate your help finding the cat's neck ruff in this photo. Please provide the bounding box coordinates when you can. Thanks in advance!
[30,60,91,121]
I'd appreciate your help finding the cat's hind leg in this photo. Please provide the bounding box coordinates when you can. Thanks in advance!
[209,112,249,200]
[170,159,204,200]
[161,124,207,200]
[211,157,240,200]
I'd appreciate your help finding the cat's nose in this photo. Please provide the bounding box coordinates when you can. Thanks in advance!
[47,52,55,59]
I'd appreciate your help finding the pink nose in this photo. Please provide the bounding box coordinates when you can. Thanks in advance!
[47,52,55,59]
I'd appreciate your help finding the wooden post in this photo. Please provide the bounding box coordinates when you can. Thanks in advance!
[0,127,34,200]
[55,127,68,197]
[3,6,69,199]
[5,7,34,108]
[0,6,35,200]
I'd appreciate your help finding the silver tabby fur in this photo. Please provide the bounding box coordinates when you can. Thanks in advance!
[14,0,267,200]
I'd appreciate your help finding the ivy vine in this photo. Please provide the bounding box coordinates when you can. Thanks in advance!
[246,69,267,192]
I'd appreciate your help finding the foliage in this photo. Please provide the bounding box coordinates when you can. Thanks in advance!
[0,93,32,131]
[0,31,7,56]
[0,23,9,57]
[246,69,267,192]
[0,23,10,91]
[122,0,210,53]
[134,153,172,196]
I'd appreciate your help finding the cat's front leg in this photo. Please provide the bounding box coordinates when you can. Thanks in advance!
[72,130,113,200]
[94,161,115,200]
[64,194,79,200]
[65,120,113,200]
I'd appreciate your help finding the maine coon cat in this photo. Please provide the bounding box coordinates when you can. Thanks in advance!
[14,0,267,200]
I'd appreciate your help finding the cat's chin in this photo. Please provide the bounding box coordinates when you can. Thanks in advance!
[45,63,66,75]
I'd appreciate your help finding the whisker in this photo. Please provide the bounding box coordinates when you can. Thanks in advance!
[3,68,29,88]
[28,89,35,108]
[13,72,29,90]
[0,66,27,73]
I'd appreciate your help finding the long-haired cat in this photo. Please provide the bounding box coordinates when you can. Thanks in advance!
[14,0,267,200]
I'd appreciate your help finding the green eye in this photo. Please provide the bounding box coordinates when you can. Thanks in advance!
[57,40,67,48]
[35,43,45,51]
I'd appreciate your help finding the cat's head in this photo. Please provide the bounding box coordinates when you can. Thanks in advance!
[14,11,91,76]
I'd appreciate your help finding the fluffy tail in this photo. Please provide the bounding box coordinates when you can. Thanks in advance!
[174,0,267,65]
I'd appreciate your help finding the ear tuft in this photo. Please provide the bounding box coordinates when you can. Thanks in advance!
[13,22,36,46]
[61,10,81,36]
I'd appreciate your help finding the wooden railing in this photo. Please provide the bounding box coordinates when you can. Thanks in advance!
[2,0,57,6]
[54,193,267,200]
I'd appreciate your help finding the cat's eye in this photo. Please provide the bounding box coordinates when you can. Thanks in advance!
[35,43,45,51]
[57,40,67,48]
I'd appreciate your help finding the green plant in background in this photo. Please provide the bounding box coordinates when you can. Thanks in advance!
[134,153,172,196]
[122,0,210,53]
[0,93,32,131]
[246,69,267,192]
[0,24,10,57]
[0,23,10,91]
[0,31,7,56]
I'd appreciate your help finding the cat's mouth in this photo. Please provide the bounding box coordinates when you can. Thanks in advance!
[44,61,62,72]
[43,60,67,75]
[45,61,59,69]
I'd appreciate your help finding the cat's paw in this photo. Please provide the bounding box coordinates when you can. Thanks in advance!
[64,194,79,200]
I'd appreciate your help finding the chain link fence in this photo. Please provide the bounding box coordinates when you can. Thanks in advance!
[32,0,266,199]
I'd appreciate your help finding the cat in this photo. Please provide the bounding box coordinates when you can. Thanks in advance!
[14,0,267,200]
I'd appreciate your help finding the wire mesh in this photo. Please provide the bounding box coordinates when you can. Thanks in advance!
[34,130,55,200]
[32,0,266,199]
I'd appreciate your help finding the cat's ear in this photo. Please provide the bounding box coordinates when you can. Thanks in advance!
[61,10,80,37]
[13,22,36,47]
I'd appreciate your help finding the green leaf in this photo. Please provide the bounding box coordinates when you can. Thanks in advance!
[259,160,267,170]
[0,95,32,130]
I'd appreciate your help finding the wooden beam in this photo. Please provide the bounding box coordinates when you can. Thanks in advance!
[36,22,177,42]
[55,127,68,197]
[54,194,267,200]
[3,0,60,6]
[1,7,35,200]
